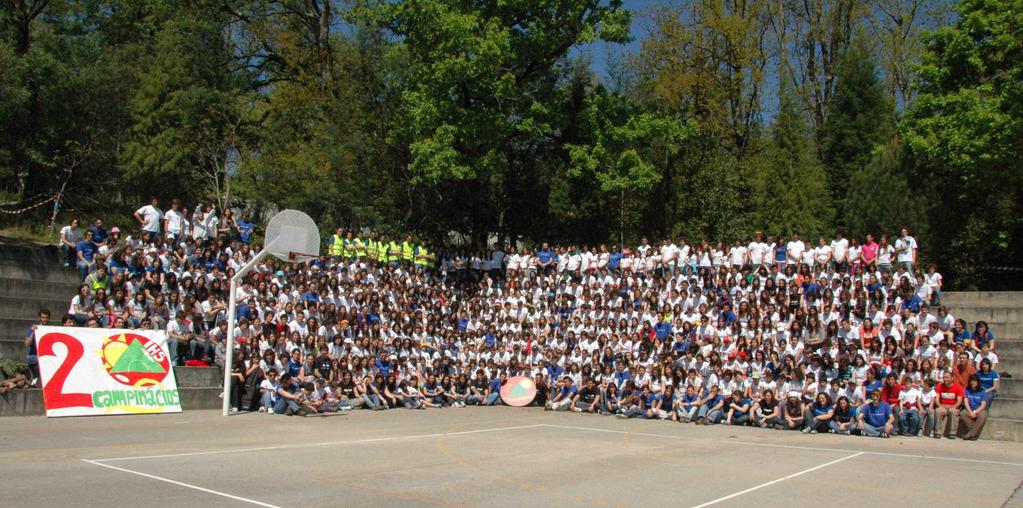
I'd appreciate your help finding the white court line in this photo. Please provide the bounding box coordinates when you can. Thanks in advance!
[543,424,1023,468]
[690,452,865,507]
[87,423,546,462]
[82,459,280,508]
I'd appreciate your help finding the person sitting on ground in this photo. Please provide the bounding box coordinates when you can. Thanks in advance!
[549,376,577,411]
[272,373,303,415]
[830,396,856,435]
[857,389,895,438]
[572,377,601,414]
[803,392,834,434]
[752,389,781,428]
[694,385,725,425]
[934,371,965,439]
[957,376,990,441]
[781,392,805,431]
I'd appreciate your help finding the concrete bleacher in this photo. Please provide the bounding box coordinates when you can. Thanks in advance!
[0,239,221,416]
[942,292,1023,441]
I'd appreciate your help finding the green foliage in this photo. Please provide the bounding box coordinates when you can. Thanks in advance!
[0,0,1019,289]
[901,0,1023,286]
[752,81,832,237]
[845,140,928,241]
[821,33,895,223]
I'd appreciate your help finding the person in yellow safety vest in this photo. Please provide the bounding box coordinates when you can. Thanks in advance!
[377,236,389,264]
[342,231,355,259]
[388,239,402,264]
[414,244,429,273]
[354,236,367,258]
[328,227,344,257]
[402,235,415,265]
[85,265,110,294]
[367,231,378,262]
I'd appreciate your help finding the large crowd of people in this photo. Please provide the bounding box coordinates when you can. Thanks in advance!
[29,196,1007,441]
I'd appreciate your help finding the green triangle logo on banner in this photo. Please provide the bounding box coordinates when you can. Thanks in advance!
[509,384,529,398]
[111,338,166,374]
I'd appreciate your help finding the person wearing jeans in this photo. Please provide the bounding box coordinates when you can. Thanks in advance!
[677,385,701,423]
[857,390,895,437]
[695,386,724,424]
[725,390,752,426]
[898,383,924,436]
[271,374,302,415]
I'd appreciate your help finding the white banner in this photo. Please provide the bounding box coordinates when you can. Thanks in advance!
[35,326,182,417]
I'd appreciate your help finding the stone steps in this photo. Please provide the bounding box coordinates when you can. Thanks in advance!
[981,418,1023,441]
[0,297,73,322]
[990,397,1023,420]
[999,340,1023,357]
[0,261,81,284]
[1000,379,1023,398]
[0,277,82,301]
[942,292,1023,306]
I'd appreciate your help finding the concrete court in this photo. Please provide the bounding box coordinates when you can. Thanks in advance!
[0,407,1021,508]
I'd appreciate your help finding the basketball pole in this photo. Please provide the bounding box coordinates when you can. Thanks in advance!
[222,240,275,416]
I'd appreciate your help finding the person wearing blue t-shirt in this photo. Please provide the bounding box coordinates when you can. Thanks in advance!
[485,372,506,406]
[802,393,834,434]
[654,320,673,343]
[609,247,622,271]
[236,216,255,244]
[677,385,701,422]
[857,389,894,437]
[976,358,1000,398]
[537,243,555,272]
[75,230,97,278]
[725,390,753,426]
[958,376,990,440]
[695,385,725,425]
[830,396,857,435]
[548,376,578,411]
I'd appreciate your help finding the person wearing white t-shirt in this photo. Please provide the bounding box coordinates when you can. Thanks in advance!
[876,235,895,273]
[59,218,84,268]
[134,197,164,241]
[786,235,804,266]
[895,227,918,273]
[830,233,849,273]
[729,240,747,268]
[747,232,766,269]
[814,237,832,271]
[163,198,184,243]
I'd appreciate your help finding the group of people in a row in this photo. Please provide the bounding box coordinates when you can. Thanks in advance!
[36,198,1005,444]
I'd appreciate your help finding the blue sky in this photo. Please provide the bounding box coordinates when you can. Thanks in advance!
[572,0,653,81]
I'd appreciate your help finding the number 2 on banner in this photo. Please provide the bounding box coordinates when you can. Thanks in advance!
[37,332,93,409]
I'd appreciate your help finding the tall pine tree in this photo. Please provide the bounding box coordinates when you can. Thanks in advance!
[821,33,894,225]
[753,77,832,237]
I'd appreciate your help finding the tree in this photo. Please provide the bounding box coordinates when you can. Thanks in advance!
[845,139,927,241]
[752,77,832,237]
[378,0,632,244]
[820,32,894,222]
[635,0,770,159]
[566,88,691,245]
[772,0,862,150]
[120,3,246,195]
[901,0,1023,288]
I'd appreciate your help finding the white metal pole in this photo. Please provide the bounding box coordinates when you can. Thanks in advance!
[222,246,273,416]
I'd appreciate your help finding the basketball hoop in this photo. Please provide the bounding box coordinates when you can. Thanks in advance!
[265,209,320,263]
[223,209,319,416]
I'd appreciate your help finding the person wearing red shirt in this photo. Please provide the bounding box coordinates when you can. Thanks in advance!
[934,372,965,439]
[880,374,905,429]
